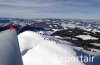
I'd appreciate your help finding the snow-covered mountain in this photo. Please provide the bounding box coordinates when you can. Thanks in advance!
[18,30,100,65]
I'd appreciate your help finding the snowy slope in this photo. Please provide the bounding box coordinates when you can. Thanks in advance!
[22,41,85,65]
[0,29,23,65]
[76,35,98,40]
[18,31,83,65]
[18,31,100,65]
[18,31,44,55]
[19,31,83,65]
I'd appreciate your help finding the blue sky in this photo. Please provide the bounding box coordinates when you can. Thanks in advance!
[0,0,100,19]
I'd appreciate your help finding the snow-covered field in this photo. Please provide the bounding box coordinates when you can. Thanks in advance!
[76,35,98,40]
[90,43,100,46]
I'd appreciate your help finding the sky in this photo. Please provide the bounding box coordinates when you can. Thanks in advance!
[0,0,100,20]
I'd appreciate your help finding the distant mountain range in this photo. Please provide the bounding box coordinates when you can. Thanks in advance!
[0,18,100,51]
